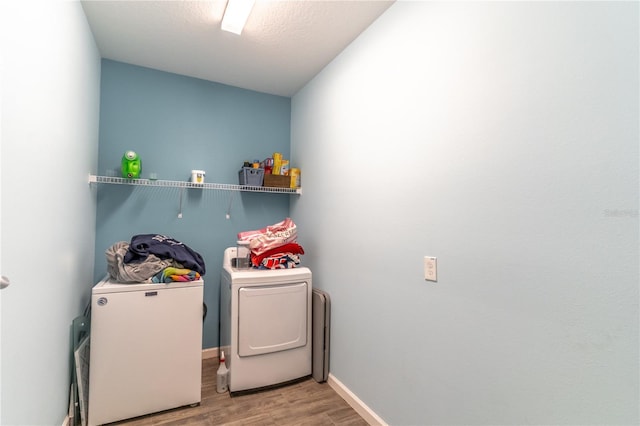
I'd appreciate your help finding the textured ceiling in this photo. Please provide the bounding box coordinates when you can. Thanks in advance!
[81,1,394,97]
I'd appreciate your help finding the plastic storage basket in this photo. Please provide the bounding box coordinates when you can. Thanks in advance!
[238,167,264,186]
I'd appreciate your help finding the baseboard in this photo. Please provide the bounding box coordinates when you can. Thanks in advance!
[202,347,218,359]
[327,373,387,426]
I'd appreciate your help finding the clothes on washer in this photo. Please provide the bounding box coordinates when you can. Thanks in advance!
[152,267,201,283]
[238,218,305,269]
[251,242,304,267]
[106,235,205,283]
[124,234,206,275]
[257,253,301,269]
[237,217,297,256]
[106,241,177,283]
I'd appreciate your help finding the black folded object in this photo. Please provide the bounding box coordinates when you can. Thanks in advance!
[123,234,206,275]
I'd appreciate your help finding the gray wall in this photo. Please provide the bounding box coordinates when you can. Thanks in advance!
[291,2,639,424]
[1,1,101,424]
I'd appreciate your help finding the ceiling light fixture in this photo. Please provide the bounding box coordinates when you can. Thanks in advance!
[221,0,255,35]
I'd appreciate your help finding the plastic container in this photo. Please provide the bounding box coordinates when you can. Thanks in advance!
[273,152,283,175]
[238,167,264,186]
[263,157,274,175]
[121,151,141,179]
[191,170,205,184]
[216,351,229,393]
[289,168,301,188]
[280,160,290,176]
[235,240,251,269]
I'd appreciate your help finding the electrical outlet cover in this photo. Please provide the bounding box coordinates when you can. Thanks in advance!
[424,256,437,282]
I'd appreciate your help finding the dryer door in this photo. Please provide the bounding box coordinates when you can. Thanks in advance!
[238,282,308,356]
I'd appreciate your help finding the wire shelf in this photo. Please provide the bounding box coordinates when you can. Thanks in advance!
[88,175,301,195]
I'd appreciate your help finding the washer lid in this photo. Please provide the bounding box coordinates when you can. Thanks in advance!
[93,275,204,294]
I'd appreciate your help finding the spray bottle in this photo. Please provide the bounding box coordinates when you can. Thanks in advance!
[216,350,229,393]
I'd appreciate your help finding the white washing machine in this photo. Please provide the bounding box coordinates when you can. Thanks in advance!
[88,277,203,425]
[220,247,312,393]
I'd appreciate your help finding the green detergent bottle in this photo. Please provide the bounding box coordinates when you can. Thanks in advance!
[121,150,141,179]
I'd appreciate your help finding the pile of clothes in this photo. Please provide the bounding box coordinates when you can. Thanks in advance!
[237,217,305,269]
[106,234,206,283]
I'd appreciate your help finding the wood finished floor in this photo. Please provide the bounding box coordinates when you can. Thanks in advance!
[109,357,368,426]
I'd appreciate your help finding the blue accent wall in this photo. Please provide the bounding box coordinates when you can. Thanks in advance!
[95,60,292,348]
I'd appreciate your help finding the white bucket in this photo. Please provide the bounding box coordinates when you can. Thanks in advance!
[191,170,205,184]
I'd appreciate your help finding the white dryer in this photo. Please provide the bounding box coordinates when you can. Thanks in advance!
[220,247,312,393]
